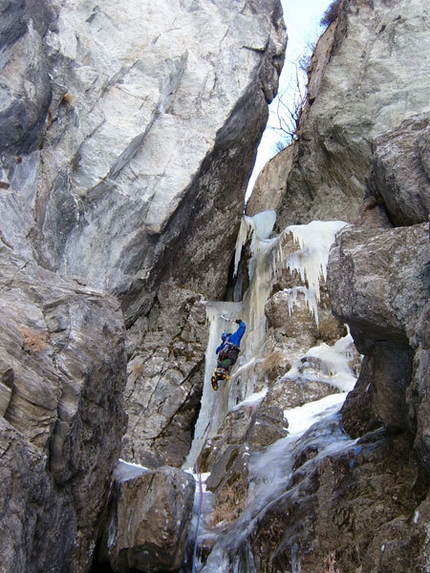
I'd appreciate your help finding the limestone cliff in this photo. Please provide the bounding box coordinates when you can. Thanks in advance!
[234,0,430,571]
[1,0,429,571]
[0,0,286,570]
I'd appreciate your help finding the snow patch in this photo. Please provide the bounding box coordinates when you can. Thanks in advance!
[284,333,358,392]
[284,393,347,437]
[233,387,268,410]
[114,459,149,482]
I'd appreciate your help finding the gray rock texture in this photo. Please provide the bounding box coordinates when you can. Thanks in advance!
[0,248,127,572]
[329,223,428,440]
[32,0,286,319]
[265,0,430,228]
[198,0,430,571]
[0,0,52,154]
[122,285,207,468]
[0,0,286,570]
[1,0,430,570]
[103,466,195,573]
[367,114,430,226]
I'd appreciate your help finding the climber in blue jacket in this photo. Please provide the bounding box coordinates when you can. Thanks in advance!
[211,319,246,390]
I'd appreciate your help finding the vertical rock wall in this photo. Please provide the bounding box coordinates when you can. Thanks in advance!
[0,0,286,570]
[238,0,430,571]
[254,0,430,229]
[34,0,286,313]
[0,251,127,572]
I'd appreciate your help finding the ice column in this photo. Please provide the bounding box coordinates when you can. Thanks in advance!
[183,301,242,470]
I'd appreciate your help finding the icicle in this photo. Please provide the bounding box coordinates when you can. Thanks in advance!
[233,211,277,278]
[285,220,347,299]
[282,285,320,325]
[270,220,347,325]
[233,216,254,278]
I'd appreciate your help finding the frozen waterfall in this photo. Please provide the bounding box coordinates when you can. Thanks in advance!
[183,213,358,572]
[184,301,243,470]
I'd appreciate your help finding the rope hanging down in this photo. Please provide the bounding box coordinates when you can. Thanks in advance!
[191,364,230,573]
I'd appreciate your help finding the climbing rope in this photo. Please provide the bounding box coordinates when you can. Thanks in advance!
[191,378,230,573]
[191,314,239,571]
[192,457,203,573]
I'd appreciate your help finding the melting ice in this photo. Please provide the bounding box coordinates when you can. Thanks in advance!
[285,220,347,300]
[234,216,346,336]
[283,332,358,391]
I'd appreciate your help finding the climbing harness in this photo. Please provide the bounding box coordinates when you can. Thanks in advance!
[211,315,240,391]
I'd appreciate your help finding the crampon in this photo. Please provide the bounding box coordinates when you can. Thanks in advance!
[211,368,230,391]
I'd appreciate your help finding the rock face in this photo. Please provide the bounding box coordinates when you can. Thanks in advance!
[273,0,430,229]
[122,285,207,468]
[367,114,430,226]
[1,0,285,473]
[0,248,127,572]
[0,0,286,570]
[249,429,429,573]
[33,0,285,315]
[2,0,430,571]
[218,0,429,571]
[102,465,195,573]
[329,223,429,436]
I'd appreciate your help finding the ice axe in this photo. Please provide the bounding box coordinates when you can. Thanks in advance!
[220,314,239,323]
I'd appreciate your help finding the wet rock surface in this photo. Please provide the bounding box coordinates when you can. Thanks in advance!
[249,429,429,573]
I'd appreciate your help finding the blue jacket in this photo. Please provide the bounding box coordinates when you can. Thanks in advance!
[216,320,246,353]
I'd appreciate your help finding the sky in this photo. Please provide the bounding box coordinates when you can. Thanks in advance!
[246,0,331,198]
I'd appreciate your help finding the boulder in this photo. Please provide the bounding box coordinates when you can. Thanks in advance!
[104,466,195,573]
[328,223,429,443]
[367,113,430,226]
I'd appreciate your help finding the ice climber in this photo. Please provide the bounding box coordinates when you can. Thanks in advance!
[211,319,246,391]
